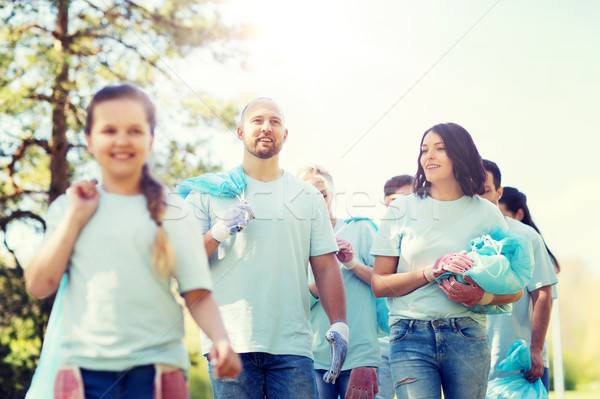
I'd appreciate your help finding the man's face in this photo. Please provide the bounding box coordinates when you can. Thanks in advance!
[384,184,412,206]
[237,99,288,160]
[479,171,502,204]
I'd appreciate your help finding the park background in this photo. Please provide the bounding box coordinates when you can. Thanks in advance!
[1,1,598,398]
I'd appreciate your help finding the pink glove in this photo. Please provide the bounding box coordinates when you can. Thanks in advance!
[344,367,378,399]
[439,275,493,306]
[336,237,354,263]
[423,252,474,282]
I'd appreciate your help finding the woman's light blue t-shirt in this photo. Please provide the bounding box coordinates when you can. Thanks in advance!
[371,194,508,326]
[310,218,381,371]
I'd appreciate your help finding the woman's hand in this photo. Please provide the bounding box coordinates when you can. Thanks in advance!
[439,275,493,306]
[423,252,474,282]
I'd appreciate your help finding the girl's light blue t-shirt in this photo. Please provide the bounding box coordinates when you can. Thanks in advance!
[46,187,212,371]
[310,218,381,371]
[371,194,508,325]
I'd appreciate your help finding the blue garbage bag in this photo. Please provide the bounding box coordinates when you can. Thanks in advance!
[486,340,549,399]
[463,227,534,295]
[176,165,247,199]
[25,275,67,399]
[435,227,533,314]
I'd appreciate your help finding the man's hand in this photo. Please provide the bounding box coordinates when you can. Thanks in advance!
[345,367,378,399]
[323,321,349,384]
[211,201,255,243]
[524,347,544,382]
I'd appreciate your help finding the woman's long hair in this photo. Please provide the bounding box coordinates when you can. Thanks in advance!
[413,123,486,198]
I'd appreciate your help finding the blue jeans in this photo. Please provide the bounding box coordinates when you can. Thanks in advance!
[208,352,318,399]
[389,318,491,399]
[542,367,550,393]
[80,365,155,399]
[314,369,351,399]
[375,348,394,399]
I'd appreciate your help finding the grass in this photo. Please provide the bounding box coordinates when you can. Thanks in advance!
[549,390,600,399]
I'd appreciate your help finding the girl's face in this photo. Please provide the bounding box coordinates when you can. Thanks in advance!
[86,98,153,188]
[420,131,455,186]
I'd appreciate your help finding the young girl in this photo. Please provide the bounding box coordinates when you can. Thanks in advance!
[24,84,241,398]
[298,165,380,399]
[371,123,522,399]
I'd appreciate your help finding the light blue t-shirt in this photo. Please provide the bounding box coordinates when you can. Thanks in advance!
[186,171,338,359]
[487,217,558,380]
[370,194,508,326]
[310,218,381,371]
[45,187,212,371]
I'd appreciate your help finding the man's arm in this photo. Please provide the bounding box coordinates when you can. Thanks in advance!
[203,231,220,258]
[525,285,553,382]
[310,253,346,324]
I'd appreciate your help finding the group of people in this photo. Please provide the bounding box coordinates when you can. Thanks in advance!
[24,84,559,399]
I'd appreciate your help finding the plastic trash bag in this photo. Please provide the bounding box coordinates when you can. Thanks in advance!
[435,227,533,314]
[176,165,246,199]
[25,275,68,399]
[463,227,534,295]
[486,340,549,399]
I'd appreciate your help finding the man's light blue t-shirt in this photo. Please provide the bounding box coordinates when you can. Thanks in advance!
[370,194,508,326]
[487,217,558,380]
[310,218,381,371]
[46,187,212,371]
[186,171,338,359]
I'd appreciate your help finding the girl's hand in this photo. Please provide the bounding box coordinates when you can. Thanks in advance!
[66,180,99,228]
[209,340,242,379]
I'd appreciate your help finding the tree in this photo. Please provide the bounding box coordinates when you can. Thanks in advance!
[0,0,243,395]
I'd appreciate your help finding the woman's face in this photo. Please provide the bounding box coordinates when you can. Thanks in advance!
[420,131,455,186]
[304,176,333,213]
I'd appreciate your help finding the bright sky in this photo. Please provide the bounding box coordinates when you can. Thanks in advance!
[162,0,600,273]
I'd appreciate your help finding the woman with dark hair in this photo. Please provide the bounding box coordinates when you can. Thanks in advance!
[371,123,522,399]
[499,187,560,272]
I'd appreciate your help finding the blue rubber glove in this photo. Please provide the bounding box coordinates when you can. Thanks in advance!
[323,321,349,384]
[211,201,255,243]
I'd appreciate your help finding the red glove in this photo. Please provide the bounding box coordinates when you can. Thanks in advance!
[336,237,359,269]
[439,275,493,306]
[344,367,378,399]
[423,252,474,282]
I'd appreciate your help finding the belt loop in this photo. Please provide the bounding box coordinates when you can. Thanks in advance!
[451,318,458,333]
[408,319,415,333]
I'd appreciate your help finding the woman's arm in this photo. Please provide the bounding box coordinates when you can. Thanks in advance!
[25,181,99,298]
[372,255,428,297]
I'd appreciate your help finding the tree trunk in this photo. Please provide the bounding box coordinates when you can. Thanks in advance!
[49,0,70,204]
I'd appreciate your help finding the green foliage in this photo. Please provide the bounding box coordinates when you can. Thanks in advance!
[0,259,49,399]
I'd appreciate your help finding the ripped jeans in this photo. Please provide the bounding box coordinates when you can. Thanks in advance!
[389,318,490,399]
